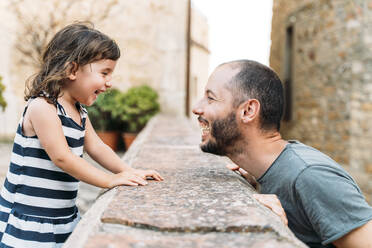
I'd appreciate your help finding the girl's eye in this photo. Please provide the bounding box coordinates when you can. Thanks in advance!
[102,72,108,76]
[207,96,214,101]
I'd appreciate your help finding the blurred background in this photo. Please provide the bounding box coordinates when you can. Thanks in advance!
[0,0,371,209]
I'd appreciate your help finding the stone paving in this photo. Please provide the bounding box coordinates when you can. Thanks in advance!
[65,115,307,248]
[0,142,124,215]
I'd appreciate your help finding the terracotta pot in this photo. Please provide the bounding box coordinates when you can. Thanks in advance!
[96,131,120,151]
[121,132,137,150]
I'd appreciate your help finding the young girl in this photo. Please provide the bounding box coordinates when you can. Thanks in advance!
[0,23,163,247]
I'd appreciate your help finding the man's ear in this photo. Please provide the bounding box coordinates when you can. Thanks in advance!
[239,99,260,124]
[67,62,79,80]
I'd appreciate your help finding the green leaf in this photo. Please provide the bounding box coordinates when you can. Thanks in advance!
[86,85,159,133]
[0,76,7,112]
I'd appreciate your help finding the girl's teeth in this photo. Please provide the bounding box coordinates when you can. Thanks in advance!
[201,127,210,132]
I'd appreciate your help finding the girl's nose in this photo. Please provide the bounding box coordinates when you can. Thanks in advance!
[105,81,112,88]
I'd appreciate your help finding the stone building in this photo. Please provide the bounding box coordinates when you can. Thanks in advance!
[0,0,209,137]
[271,0,372,201]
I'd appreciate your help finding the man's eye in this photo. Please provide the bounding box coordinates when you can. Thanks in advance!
[207,96,214,101]
[102,72,108,76]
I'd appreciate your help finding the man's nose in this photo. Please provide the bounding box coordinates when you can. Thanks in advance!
[192,100,204,116]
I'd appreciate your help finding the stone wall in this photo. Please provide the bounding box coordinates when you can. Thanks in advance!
[271,0,372,202]
[64,115,306,248]
[352,0,372,175]
[189,6,210,117]
[0,0,209,137]
[103,0,189,116]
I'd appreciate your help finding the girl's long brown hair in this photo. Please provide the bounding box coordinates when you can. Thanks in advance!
[25,22,120,103]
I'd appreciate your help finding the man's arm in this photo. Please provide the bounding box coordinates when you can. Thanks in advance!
[294,166,372,247]
[253,194,288,225]
[226,164,258,189]
[333,220,372,248]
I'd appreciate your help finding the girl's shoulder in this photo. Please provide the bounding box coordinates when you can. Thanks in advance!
[23,97,60,137]
[27,97,57,116]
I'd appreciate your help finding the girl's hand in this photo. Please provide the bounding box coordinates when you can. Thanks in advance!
[108,169,163,188]
[109,171,149,188]
[132,169,164,181]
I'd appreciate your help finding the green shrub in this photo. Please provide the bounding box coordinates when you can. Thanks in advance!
[86,88,123,131]
[111,85,160,133]
[0,76,6,112]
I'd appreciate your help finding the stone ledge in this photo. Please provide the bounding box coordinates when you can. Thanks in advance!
[64,115,306,248]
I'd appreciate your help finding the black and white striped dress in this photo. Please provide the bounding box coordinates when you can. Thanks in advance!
[0,99,86,247]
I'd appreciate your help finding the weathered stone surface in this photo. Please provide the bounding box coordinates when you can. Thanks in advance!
[366,164,372,174]
[84,224,301,248]
[102,171,261,231]
[65,115,306,248]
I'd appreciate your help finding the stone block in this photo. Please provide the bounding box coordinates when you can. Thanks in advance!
[361,103,372,111]
[65,115,306,248]
[365,164,372,174]
[84,225,301,248]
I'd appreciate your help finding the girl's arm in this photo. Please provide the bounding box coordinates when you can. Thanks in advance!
[82,115,163,181]
[28,98,149,188]
[83,117,133,173]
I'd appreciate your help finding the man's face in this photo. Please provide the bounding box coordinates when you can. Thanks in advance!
[192,66,242,156]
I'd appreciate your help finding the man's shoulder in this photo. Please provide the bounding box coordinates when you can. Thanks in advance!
[260,140,347,187]
[277,140,350,185]
[289,141,357,192]
[285,140,340,169]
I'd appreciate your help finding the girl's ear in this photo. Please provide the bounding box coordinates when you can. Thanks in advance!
[67,62,79,80]
[239,99,260,124]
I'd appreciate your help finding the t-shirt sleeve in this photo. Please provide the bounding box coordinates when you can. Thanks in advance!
[294,165,372,245]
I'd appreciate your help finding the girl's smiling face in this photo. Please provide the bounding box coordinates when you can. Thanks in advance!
[65,59,117,106]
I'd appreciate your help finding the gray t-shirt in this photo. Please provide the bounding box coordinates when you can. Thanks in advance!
[257,141,372,248]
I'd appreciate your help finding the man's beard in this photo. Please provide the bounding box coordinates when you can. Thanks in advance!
[200,112,241,156]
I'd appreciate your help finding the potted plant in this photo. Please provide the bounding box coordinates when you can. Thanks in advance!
[86,88,123,151]
[111,85,160,148]
[0,76,7,111]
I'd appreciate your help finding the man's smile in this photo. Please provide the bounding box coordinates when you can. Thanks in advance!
[198,116,211,141]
